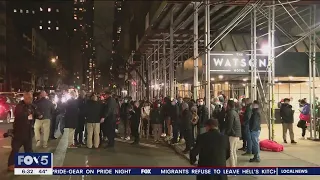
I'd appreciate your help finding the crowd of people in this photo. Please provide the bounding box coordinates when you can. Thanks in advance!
[6,89,264,172]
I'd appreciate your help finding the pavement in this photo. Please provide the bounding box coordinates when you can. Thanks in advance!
[170,124,320,180]
[0,123,319,180]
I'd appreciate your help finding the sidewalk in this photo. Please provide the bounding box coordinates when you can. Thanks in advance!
[170,124,320,180]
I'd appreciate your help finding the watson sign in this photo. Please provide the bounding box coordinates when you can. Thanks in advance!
[209,52,268,74]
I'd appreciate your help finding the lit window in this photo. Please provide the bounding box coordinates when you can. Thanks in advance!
[74,17,77,20]
[20,9,23,13]
[26,10,29,13]
[56,27,59,30]
[40,20,42,23]
[79,8,82,11]
[74,28,77,31]
[48,8,51,12]
[32,10,35,14]
[40,7,43,11]
[117,7,121,11]
[39,26,42,29]
[48,27,51,30]
[74,8,77,10]
[56,9,59,12]
[93,7,94,10]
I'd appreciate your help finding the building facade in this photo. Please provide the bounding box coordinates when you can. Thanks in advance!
[73,0,95,92]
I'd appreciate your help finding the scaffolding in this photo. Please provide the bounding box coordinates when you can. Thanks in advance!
[129,0,320,140]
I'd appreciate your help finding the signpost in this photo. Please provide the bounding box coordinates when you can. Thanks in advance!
[209,52,268,74]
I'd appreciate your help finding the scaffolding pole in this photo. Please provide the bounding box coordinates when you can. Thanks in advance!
[157,41,160,98]
[163,37,167,97]
[251,6,257,101]
[193,2,199,101]
[205,0,210,112]
[308,6,314,139]
[169,9,175,98]
[312,5,317,139]
[268,0,276,140]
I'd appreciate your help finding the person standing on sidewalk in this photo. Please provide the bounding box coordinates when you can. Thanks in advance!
[238,99,247,151]
[84,93,101,149]
[225,100,241,167]
[280,98,297,144]
[120,97,131,140]
[181,102,193,153]
[129,101,141,145]
[197,98,209,135]
[249,100,261,163]
[74,90,86,146]
[242,98,252,156]
[177,97,185,143]
[34,91,55,148]
[64,91,79,148]
[101,90,118,148]
[297,99,310,139]
[170,99,180,144]
[190,119,230,180]
[150,101,162,142]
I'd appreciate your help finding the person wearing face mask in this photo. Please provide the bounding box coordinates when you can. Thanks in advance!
[248,100,261,163]
[197,98,209,135]
[280,98,297,144]
[120,98,131,140]
[150,102,162,142]
[212,98,225,134]
[180,102,193,153]
[242,98,253,156]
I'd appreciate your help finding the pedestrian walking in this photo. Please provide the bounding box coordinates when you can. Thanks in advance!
[120,97,131,140]
[197,98,209,135]
[33,91,55,148]
[242,98,253,156]
[225,100,241,167]
[190,119,230,180]
[297,99,310,139]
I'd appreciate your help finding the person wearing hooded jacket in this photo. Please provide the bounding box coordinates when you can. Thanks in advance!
[280,98,297,144]
[150,102,162,142]
[181,102,193,153]
[197,98,209,135]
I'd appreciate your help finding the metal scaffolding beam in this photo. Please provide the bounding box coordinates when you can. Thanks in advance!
[205,0,211,113]
[169,8,175,98]
[193,2,199,100]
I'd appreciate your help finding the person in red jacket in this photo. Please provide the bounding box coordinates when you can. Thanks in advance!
[239,98,247,151]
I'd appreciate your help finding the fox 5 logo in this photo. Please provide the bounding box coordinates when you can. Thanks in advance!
[16,153,52,167]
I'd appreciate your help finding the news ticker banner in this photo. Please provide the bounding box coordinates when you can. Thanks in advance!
[14,153,320,176]
[14,167,320,175]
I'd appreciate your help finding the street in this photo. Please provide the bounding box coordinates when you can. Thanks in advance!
[0,123,195,180]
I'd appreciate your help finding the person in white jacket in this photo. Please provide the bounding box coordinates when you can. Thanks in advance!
[141,102,151,137]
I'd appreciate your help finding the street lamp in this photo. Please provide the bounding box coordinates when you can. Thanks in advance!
[51,58,56,63]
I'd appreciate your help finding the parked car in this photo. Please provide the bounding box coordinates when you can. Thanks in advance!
[0,95,18,123]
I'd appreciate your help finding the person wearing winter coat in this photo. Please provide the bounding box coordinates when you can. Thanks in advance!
[180,102,193,153]
[248,100,261,163]
[84,94,102,149]
[150,102,162,142]
[225,100,241,167]
[141,102,151,137]
[63,91,79,148]
[242,98,253,156]
[197,98,209,135]
[170,100,180,144]
[280,98,297,144]
[120,98,131,140]
[130,101,141,144]
[298,99,310,139]
[239,99,247,151]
